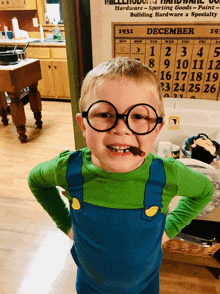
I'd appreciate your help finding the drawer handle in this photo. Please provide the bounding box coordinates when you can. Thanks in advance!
[54,65,57,69]
[48,65,51,69]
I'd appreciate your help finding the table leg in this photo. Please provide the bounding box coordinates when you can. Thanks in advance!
[0,92,9,126]
[8,92,27,143]
[29,83,43,129]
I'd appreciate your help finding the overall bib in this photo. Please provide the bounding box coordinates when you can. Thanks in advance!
[66,151,166,294]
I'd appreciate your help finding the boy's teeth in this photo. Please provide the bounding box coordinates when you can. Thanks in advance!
[107,145,146,156]
[108,145,130,152]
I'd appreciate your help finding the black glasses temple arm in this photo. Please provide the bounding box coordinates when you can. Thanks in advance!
[157,117,164,124]
[82,112,87,118]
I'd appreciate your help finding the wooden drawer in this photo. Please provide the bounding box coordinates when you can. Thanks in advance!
[26,48,51,59]
[51,48,67,59]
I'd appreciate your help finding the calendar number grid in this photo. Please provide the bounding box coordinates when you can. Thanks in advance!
[113,23,220,100]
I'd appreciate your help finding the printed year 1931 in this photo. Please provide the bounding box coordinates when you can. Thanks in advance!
[210,29,220,34]
[118,29,133,34]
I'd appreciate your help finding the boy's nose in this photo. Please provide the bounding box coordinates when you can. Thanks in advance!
[111,117,132,135]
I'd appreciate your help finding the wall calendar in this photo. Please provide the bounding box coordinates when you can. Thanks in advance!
[112,22,220,100]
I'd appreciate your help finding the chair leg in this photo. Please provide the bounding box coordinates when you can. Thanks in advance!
[0,92,9,126]
[8,92,27,143]
[29,83,43,129]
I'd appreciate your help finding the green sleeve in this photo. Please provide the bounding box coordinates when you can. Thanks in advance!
[27,150,73,235]
[165,161,214,239]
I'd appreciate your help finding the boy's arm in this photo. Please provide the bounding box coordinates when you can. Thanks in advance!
[165,161,214,239]
[28,151,72,235]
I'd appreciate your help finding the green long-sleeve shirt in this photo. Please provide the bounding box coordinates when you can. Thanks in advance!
[28,147,213,239]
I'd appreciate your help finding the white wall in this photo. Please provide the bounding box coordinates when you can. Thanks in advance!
[154,98,220,152]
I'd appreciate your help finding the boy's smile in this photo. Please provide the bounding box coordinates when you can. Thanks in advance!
[107,144,133,155]
[77,77,164,173]
[106,145,145,156]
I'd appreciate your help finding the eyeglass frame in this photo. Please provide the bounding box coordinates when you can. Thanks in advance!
[81,100,164,135]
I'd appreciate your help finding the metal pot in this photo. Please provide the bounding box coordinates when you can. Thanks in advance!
[0,52,19,65]
[0,42,29,65]
[0,44,18,65]
[0,54,19,65]
[15,42,30,60]
[15,49,26,60]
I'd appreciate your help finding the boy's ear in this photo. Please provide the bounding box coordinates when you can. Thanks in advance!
[76,113,87,138]
[155,120,165,135]
[159,120,165,131]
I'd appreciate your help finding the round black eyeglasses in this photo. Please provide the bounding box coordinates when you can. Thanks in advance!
[82,100,163,135]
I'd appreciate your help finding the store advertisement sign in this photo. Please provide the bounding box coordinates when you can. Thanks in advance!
[90,0,220,100]
[105,0,219,19]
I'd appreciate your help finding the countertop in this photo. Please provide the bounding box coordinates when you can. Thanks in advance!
[0,58,39,70]
[0,38,66,47]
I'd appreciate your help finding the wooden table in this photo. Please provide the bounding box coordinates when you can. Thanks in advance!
[0,59,42,143]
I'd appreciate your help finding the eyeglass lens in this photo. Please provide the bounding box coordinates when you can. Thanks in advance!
[128,105,157,134]
[88,101,117,131]
[87,101,158,135]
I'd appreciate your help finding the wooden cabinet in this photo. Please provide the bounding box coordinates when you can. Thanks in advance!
[51,61,70,98]
[38,60,55,97]
[0,0,25,9]
[0,0,36,10]
[26,46,70,100]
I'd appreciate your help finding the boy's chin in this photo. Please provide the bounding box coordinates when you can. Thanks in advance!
[107,161,144,173]
[92,155,145,173]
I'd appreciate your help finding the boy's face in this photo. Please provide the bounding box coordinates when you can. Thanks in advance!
[77,78,164,173]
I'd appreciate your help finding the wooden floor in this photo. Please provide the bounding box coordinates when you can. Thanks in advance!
[0,101,219,294]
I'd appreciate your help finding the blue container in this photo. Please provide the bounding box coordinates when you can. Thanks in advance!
[7,31,13,39]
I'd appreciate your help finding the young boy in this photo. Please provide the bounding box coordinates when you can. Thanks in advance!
[28,57,213,294]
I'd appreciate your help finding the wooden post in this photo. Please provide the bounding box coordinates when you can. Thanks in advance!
[62,0,92,150]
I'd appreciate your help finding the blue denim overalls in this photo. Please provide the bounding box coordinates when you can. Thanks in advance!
[66,151,166,294]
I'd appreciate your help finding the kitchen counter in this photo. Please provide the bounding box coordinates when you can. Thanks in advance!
[30,41,66,47]
[0,58,39,70]
[0,38,39,44]
[0,39,66,47]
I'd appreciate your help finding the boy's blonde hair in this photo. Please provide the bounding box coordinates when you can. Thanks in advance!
[79,57,165,117]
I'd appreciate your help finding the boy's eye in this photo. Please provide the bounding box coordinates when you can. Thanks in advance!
[94,112,113,118]
[132,114,150,120]
[133,114,143,119]
[100,112,111,118]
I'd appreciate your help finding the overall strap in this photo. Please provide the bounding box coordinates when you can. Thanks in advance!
[66,151,84,213]
[141,158,166,221]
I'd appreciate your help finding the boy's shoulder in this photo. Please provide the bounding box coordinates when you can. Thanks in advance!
[150,152,176,165]
[149,153,188,177]
[57,148,89,168]
[57,148,88,160]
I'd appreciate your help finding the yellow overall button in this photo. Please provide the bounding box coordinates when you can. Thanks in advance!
[72,198,81,210]
[145,206,159,217]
